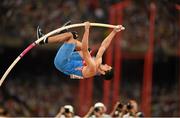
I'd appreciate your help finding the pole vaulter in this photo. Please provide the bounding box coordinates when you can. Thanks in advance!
[0,22,125,86]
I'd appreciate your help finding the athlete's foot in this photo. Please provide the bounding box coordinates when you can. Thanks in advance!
[37,26,48,45]
[37,26,44,39]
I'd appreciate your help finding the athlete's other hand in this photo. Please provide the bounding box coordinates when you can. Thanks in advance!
[84,21,91,29]
[114,25,125,32]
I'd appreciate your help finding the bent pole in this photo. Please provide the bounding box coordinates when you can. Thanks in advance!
[0,23,125,86]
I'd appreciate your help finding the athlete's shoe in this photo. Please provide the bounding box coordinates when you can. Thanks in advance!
[37,26,48,45]
[37,26,44,39]
[37,21,72,45]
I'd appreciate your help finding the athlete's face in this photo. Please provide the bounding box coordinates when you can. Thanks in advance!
[98,64,112,75]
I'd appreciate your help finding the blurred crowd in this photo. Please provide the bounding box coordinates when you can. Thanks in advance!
[0,70,178,117]
[122,0,179,54]
[0,0,108,45]
[0,74,145,117]
[0,0,179,55]
[55,101,143,118]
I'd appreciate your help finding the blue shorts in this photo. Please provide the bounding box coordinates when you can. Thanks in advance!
[54,43,83,77]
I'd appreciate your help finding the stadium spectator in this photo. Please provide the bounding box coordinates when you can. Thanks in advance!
[55,105,80,118]
[123,100,144,118]
[89,102,111,118]
[110,101,127,117]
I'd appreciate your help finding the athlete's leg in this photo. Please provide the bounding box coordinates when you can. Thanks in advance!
[54,33,83,69]
[48,32,73,43]
[37,24,82,50]
[54,36,77,71]
[48,32,82,50]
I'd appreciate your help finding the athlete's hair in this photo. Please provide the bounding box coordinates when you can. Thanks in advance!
[101,68,114,80]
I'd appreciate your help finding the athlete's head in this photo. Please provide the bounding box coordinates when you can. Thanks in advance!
[98,64,114,80]
[102,68,114,80]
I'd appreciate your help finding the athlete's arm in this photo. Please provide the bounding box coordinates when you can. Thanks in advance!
[95,25,122,60]
[81,22,91,57]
